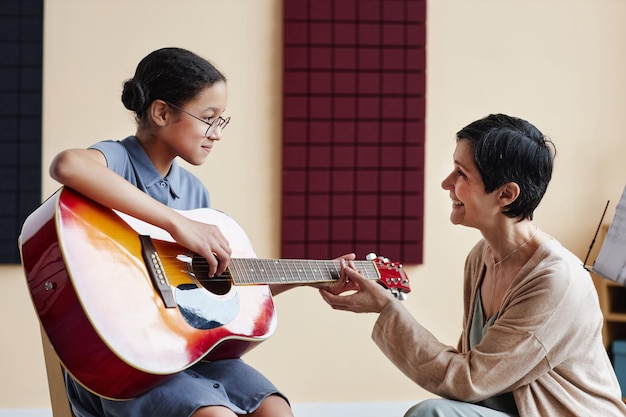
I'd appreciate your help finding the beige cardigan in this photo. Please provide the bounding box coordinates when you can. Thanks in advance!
[373,239,626,416]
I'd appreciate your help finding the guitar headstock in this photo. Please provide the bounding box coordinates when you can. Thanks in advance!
[367,253,411,300]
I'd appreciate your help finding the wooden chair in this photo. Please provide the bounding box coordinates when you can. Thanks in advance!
[40,326,76,417]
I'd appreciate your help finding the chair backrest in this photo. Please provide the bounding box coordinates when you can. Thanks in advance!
[40,326,76,417]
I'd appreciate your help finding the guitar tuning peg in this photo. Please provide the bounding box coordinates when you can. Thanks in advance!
[366,253,378,261]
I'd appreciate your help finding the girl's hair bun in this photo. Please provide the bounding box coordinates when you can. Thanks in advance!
[121,78,148,113]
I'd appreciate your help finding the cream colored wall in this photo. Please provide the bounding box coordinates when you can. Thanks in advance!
[2,0,625,410]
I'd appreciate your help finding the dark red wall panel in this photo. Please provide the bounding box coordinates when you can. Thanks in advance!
[282,0,426,264]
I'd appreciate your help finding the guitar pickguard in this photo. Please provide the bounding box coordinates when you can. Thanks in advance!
[175,284,239,330]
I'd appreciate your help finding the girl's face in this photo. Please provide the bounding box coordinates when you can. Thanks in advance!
[440,139,500,229]
[165,81,229,166]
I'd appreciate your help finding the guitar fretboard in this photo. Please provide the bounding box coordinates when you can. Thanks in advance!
[226,259,379,285]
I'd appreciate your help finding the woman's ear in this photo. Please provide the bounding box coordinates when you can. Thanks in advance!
[149,100,169,127]
[498,182,520,207]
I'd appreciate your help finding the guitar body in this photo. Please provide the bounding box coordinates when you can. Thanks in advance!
[19,187,276,400]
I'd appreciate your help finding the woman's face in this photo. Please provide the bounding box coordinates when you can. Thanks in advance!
[441,139,500,228]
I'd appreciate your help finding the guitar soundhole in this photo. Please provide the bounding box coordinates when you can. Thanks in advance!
[191,254,232,295]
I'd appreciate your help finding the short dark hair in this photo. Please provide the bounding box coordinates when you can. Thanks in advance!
[121,47,226,121]
[456,113,556,220]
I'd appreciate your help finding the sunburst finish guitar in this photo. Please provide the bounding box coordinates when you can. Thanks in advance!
[19,187,410,400]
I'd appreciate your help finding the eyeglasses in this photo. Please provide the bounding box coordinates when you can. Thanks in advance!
[165,101,230,137]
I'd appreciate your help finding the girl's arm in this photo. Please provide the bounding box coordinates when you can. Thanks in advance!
[50,148,231,276]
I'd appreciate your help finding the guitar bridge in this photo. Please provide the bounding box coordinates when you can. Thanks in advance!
[139,235,177,308]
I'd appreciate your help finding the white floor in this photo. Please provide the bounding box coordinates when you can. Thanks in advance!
[0,401,418,417]
[293,401,417,417]
[0,410,51,417]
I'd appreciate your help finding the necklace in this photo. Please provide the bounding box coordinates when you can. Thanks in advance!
[490,225,539,268]
[488,225,539,316]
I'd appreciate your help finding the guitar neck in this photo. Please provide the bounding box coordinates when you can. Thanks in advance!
[225,259,379,285]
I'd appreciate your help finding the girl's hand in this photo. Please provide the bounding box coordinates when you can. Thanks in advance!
[169,213,232,277]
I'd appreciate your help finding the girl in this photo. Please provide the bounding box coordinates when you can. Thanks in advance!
[50,47,293,417]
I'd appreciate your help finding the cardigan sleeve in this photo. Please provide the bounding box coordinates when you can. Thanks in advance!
[371,240,602,403]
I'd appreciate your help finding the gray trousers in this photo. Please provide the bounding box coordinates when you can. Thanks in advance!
[404,399,517,417]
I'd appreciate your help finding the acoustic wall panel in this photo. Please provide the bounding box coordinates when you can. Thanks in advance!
[0,0,43,264]
[282,0,426,264]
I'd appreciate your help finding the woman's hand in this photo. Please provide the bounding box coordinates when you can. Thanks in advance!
[319,258,395,314]
[311,253,357,291]
[270,253,357,296]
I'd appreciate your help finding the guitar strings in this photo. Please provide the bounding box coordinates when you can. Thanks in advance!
[153,255,377,283]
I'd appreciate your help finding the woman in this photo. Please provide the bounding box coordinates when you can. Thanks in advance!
[50,47,296,417]
[320,114,626,416]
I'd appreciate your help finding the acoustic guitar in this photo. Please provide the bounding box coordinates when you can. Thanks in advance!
[19,187,410,400]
